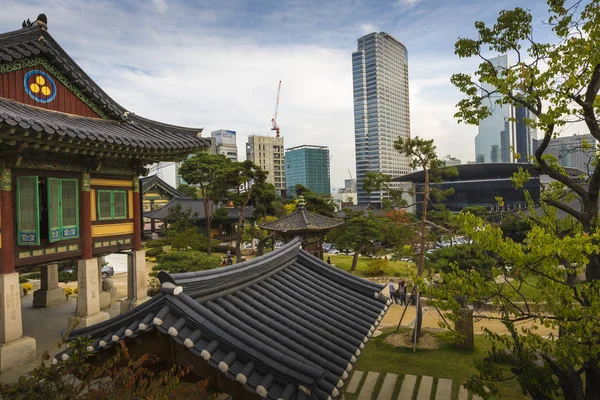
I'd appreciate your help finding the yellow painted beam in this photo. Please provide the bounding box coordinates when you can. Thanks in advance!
[128,190,134,219]
[90,178,133,188]
[92,222,134,237]
[90,189,97,221]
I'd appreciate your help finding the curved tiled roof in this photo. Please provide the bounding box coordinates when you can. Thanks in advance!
[0,98,209,159]
[259,210,344,234]
[141,175,191,199]
[143,197,256,220]
[0,22,209,158]
[55,238,389,399]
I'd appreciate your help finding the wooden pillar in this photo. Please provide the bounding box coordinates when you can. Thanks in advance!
[0,164,15,274]
[133,177,142,251]
[80,170,92,259]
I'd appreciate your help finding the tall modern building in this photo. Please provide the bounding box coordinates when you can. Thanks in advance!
[535,134,597,173]
[475,55,537,163]
[353,32,411,206]
[285,145,330,198]
[246,135,285,196]
[211,129,238,161]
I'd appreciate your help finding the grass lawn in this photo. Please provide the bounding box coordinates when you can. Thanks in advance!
[346,328,528,400]
[329,254,415,278]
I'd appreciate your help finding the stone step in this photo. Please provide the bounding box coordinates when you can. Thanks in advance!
[358,371,380,400]
[347,370,365,394]
[397,374,417,400]
[458,386,468,400]
[376,373,398,400]
[435,378,452,400]
[416,375,433,400]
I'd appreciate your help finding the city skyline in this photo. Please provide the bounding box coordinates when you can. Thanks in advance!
[0,1,571,187]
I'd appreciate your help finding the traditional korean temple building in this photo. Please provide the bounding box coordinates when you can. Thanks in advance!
[144,197,256,239]
[260,198,343,259]
[141,175,191,234]
[56,238,390,399]
[0,15,209,371]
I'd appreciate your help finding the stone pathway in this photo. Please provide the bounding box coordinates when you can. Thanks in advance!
[346,370,484,400]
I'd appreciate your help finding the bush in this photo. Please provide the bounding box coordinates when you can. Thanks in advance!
[0,337,209,399]
[167,228,234,253]
[144,238,167,249]
[22,271,42,280]
[147,277,161,297]
[19,274,29,283]
[152,251,221,277]
[365,259,390,276]
[65,287,74,299]
[145,247,164,257]
[59,271,78,283]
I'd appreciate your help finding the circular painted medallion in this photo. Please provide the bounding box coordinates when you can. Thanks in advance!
[24,70,57,103]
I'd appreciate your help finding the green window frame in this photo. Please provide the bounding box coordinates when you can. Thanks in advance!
[97,190,128,220]
[48,178,79,243]
[16,176,40,246]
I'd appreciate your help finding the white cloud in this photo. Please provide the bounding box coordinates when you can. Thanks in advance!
[398,0,421,8]
[152,0,169,13]
[359,23,379,34]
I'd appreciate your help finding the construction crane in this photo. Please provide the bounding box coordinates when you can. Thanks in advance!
[271,81,281,137]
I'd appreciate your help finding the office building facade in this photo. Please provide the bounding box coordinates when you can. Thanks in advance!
[475,55,537,163]
[536,134,597,173]
[246,135,285,195]
[285,145,330,198]
[353,32,411,206]
[211,129,238,162]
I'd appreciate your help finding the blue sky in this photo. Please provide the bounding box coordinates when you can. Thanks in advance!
[1,0,556,187]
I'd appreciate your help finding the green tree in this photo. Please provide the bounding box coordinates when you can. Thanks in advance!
[499,214,531,242]
[162,203,197,237]
[333,210,385,271]
[447,1,600,397]
[176,183,199,199]
[178,153,233,256]
[226,160,273,262]
[427,243,496,279]
[294,184,336,217]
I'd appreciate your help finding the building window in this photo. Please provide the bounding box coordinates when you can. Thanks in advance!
[48,178,79,242]
[98,190,127,220]
[16,176,80,245]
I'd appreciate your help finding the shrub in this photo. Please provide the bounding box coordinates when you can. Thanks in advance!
[19,274,29,283]
[59,271,78,283]
[152,251,221,277]
[145,247,164,257]
[364,259,390,276]
[22,283,33,294]
[168,228,203,251]
[0,338,209,399]
[144,238,167,249]
[64,287,74,299]
[147,277,161,297]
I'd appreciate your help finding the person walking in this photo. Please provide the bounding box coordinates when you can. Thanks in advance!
[226,256,233,265]
[388,279,397,304]
[398,280,407,305]
[327,257,331,265]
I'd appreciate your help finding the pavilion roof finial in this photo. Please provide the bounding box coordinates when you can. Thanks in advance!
[297,195,306,210]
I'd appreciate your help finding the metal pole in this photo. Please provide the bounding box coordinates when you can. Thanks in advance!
[413,284,419,353]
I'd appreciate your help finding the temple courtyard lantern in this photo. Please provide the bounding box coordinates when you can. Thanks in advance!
[0,15,209,372]
[260,197,344,259]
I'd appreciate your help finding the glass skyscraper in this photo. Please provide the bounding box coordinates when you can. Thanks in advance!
[352,32,411,206]
[475,55,537,163]
[285,145,330,198]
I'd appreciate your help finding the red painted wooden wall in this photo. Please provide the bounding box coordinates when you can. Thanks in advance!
[0,66,101,119]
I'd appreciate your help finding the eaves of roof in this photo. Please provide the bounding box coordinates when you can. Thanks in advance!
[54,238,389,400]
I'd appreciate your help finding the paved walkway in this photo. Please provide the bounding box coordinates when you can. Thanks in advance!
[346,370,483,400]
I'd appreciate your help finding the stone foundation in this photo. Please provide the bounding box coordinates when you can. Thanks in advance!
[0,336,36,373]
[33,287,66,308]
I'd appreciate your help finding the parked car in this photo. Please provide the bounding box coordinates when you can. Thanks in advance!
[102,265,114,279]
[329,249,340,255]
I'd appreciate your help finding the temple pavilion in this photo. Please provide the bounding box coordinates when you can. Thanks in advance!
[260,197,344,259]
[55,238,390,399]
[0,15,209,372]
